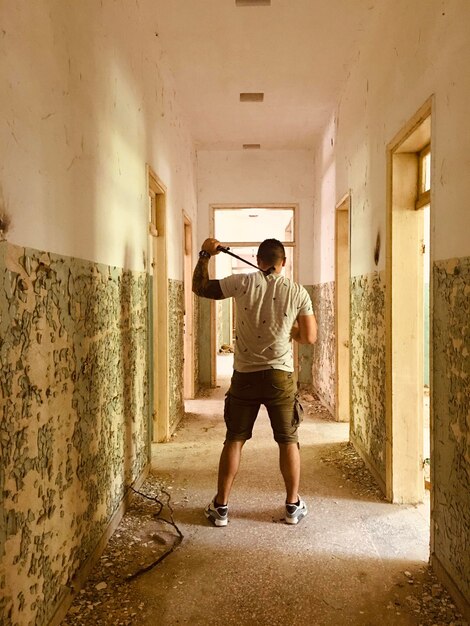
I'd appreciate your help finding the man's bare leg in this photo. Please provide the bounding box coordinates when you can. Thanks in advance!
[216,440,245,505]
[279,442,300,503]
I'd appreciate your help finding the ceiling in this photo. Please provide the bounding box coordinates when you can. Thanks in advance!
[153,0,377,151]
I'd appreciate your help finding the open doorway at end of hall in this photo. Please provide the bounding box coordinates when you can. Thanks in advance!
[386,99,432,506]
[211,205,297,386]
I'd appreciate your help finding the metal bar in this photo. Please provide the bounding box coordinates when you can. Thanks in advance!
[216,246,273,275]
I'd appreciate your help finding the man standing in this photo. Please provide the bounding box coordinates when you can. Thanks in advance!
[193,237,317,526]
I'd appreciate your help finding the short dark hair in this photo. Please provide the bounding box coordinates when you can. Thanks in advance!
[257,239,286,265]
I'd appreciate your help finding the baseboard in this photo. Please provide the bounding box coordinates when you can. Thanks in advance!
[48,462,150,626]
[349,432,387,497]
[431,554,470,622]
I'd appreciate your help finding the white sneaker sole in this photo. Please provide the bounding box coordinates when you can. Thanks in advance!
[285,509,308,525]
[204,510,228,527]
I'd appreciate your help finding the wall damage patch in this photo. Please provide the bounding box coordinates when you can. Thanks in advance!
[168,279,184,431]
[0,242,149,626]
[311,282,335,413]
[433,256,470,602]
[350,271,386,479]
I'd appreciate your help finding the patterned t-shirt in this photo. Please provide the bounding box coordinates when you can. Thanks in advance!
[219,270,314,373]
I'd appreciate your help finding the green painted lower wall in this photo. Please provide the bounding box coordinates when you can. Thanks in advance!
[310,282,335,411]
[197,297,212,388]
[350,271,386,480]
[433,256,470,605]
[168,279,184,430]
[0,242,149,626]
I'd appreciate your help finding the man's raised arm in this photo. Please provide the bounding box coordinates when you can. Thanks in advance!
[192,238,225,300]
[291,314,317,345]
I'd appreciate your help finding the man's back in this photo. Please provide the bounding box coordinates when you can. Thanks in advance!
[219,270,313,372]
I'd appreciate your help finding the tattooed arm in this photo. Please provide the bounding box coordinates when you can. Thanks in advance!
[192,256,225,300]
[192,238,225,300]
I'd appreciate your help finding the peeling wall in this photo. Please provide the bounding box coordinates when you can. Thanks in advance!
[310,282,335,412]
[196,298,212,388]
[193,296,200,394]
[350,272,386,479]
[297,285,314,388]
[0,242,148,626]
[432,256,470,600]
[168,279,184,430]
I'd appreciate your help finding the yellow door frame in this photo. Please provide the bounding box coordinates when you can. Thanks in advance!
[385,98,432,503]
[147,166,170,442]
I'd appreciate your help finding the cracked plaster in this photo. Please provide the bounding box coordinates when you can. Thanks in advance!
[350,271,386,479]
[432,256,470,602]
[0,242,148,626]
[310,282,335,413]
[168,279,184,430]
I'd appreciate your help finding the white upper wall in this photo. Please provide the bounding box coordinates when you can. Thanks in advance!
[197,150,315,285]
[333,0,470,276]
[0,0,197,276]
[312,115,337,285]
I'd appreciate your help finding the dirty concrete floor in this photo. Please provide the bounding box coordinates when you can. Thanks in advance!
[64,379,468,626]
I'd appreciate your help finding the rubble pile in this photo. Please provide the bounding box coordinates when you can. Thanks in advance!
[319,441,386,500]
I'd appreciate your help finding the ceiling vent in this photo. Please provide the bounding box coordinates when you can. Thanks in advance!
[236,0,271,5]
[243,144,261,149]
[240,92,264,102]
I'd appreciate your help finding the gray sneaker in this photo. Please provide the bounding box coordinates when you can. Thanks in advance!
[285,498,308,525]
[204,497,228,527]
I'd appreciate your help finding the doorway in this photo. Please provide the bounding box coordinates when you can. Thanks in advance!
[183,215,195,399]
[385,100,432,504]
[335,194,351,423]
[211,205,297,385]
[147,166,169,442]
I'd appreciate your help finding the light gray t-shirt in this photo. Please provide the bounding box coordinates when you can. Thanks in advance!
[219,271,314,373]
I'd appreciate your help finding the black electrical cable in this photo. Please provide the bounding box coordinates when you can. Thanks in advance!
[124,486,184,581]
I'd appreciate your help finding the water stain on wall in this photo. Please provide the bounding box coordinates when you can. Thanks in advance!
[350,271,386,479]
[433,256,470,602]
[311,282,335,413]
[0,241,149,626]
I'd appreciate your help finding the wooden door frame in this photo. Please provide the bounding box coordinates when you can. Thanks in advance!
[147,165,169,442]
[385,98,432,503]
[335,193,351,422]
[183,213,195,399]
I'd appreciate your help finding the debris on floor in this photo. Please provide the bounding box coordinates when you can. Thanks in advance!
[319,441,386,500]
[62,397,468,626]
[218,343,234,353]
[299,389,334,421]
[395,566,468,626]
[62,473,183,626]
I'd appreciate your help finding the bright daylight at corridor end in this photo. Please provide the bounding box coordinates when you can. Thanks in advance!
[0,1,469,625]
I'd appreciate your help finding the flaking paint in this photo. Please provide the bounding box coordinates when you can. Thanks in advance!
[0,242,148,625]
[350,272,386,479]
[168,279,184,430]
[433,256,470,601]
[310,282,335,413]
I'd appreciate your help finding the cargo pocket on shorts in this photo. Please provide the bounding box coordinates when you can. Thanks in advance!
[292,393,304,427]
[223,392,231,428]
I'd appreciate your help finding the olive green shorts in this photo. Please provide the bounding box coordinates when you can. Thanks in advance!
[223,369,304,444]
